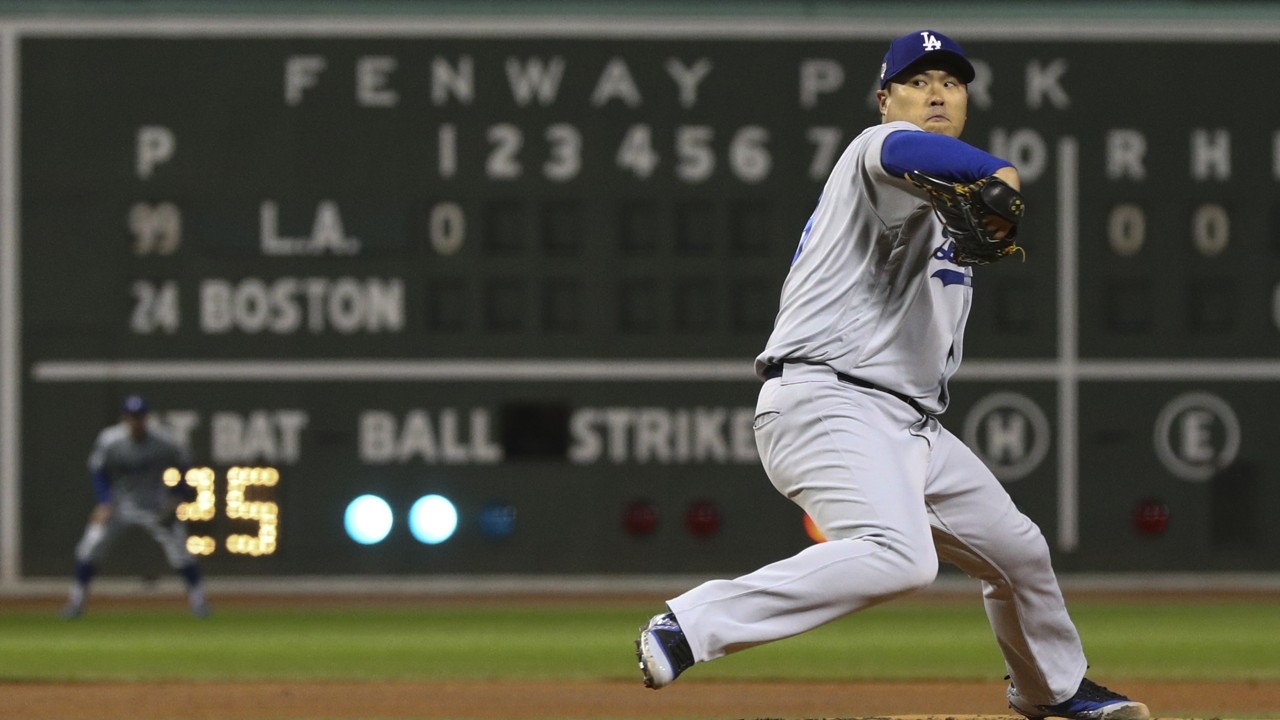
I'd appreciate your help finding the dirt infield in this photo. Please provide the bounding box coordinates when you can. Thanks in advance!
[2,679,1277,719]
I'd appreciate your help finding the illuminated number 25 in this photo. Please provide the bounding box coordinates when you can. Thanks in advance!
[164,466,279,556]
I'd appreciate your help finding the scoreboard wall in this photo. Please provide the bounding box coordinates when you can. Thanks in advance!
[4,19,1279,580]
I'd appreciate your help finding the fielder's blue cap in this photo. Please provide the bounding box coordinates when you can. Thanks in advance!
[122,394,149,415]
[879,29,975,89]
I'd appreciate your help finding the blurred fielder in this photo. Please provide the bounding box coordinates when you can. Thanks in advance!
[63,394,210,619]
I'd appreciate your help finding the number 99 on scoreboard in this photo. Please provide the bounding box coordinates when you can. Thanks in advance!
[163,466,280,557]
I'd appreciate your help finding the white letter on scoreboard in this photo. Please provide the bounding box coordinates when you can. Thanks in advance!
[356,55,399,107]
[665,57,713,108]
[1190,128,1231,181]
[284,55,326,106]
[1106,129,1147,180]
[1025,58,1071,109]
[798,59,843,109]
[136,126,175,179]
[359,411,396,463]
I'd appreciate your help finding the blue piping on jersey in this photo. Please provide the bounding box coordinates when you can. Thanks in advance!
[793,194,821,264]
[932,269,972,287]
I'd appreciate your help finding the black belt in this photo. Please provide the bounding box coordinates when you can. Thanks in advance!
[763,363,928,416]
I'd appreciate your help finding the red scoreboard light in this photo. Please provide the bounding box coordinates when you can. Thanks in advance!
[1131,497,1170,536]
[623,500,658,536]
[684,500,721,538]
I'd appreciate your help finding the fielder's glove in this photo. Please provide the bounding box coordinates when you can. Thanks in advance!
[907,170,1026,266]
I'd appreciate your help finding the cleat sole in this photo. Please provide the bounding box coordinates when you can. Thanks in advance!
[635,637,657,689]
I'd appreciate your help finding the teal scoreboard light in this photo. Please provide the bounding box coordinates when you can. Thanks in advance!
[9,20,1280,579]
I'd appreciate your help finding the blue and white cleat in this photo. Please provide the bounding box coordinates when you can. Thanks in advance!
[1009,677,1150,720]
[635,612,694,689]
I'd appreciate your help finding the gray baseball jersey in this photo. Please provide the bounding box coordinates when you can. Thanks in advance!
[665,120,1092,705]
[88,421,190,511]
[756,120,969,414]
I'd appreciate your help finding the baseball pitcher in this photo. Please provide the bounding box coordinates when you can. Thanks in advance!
[635,29,1148,720]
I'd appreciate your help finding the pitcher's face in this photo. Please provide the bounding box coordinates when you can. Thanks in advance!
[879,68,969,138]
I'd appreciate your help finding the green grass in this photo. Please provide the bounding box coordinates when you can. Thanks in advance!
[1,597,1278,683]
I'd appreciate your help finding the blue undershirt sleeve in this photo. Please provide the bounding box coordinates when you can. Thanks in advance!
[91,470,111,504]
[881,130,1011,182]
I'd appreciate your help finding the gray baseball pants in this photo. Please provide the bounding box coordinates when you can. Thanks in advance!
[666,362,1088,706]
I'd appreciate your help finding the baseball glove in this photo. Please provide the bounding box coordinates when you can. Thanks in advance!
[906,170,1026,266]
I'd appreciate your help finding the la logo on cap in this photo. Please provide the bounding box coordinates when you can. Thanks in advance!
[920,31,942,51]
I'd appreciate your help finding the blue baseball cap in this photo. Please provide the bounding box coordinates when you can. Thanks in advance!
[122,394,149,416]
[879,29,975,88]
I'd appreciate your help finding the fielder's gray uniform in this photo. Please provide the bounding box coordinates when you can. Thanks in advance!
[666,121,1089,704]
[74,421,196,569]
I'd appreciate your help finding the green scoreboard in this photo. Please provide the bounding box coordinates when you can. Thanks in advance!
[6,19,1280,580]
